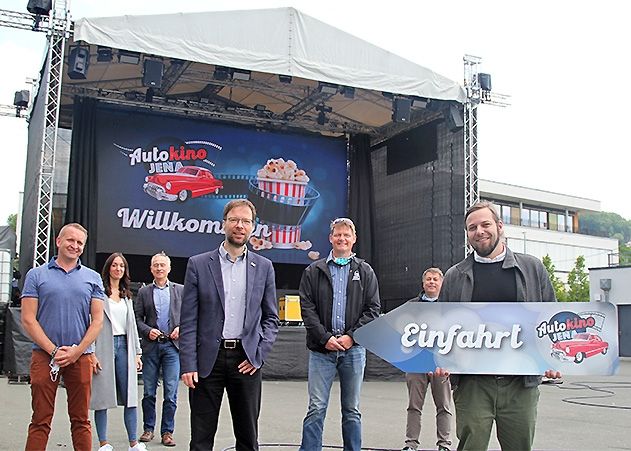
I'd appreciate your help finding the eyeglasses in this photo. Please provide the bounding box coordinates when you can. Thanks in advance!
[226,217,254,226]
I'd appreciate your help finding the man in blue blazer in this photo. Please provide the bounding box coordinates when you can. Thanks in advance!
[180,199,279,451]
[134,252,183,447]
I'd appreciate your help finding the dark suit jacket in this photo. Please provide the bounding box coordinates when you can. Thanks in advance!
[179,248,279,378]
[134,281,183,354]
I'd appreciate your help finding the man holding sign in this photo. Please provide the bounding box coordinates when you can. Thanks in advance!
[437,201,561,451]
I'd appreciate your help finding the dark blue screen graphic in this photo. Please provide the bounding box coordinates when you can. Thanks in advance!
[95,105,348,264]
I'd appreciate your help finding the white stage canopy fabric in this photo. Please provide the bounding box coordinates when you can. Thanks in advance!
[74,7,465,103]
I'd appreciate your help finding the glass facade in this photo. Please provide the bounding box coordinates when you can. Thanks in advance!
[485,198,575,233]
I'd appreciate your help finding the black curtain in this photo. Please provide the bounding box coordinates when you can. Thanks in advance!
[348,133,375,265]
[65,96,99,269]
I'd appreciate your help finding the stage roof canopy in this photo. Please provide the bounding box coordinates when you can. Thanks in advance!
[60,7,465,140]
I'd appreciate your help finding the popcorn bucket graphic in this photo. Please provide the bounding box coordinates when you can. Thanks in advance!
[248,178,320,248]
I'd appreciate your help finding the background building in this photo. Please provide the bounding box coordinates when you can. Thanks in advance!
[480,179,619,280]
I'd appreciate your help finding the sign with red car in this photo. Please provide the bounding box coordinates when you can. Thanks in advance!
[355,302,619,375]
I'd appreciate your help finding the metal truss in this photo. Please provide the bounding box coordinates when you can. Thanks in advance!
[33,0,72,266]
[463,54,511,256]
[0,104,28,118]
[63,85,378,136]
[463,55,481,256]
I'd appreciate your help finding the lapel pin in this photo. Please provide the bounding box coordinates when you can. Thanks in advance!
[251,262,256,267]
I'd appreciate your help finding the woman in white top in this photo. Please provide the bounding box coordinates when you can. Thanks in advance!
[91,253,145,451]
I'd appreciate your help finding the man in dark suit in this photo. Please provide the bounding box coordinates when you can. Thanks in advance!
[134,252,183,447]
[180,199,279,451]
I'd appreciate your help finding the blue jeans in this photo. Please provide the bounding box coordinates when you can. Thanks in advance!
[95,335,138,442]
[141,341,180,435]
[300,345,366,451]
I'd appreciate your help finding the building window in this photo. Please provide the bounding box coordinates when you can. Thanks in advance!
[521,208,531,227]
[501,205,511,224]
[557,214,566,232]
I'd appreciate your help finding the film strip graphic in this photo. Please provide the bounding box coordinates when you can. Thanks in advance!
[199,174,252,199]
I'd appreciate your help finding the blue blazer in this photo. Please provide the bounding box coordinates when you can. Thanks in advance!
[179,248,279,378]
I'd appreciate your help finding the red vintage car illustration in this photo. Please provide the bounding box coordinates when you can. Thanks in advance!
[143,166,223,201]
[550,333,609,364]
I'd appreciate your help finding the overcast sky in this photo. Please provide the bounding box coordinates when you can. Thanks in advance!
[1,0,630,227]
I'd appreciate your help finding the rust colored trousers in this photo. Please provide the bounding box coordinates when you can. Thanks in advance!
[25,350,93,451]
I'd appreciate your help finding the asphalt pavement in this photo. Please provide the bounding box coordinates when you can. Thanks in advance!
[3,358,630,450]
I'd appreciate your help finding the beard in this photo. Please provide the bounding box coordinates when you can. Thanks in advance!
[471,233,501,257]
[227,232,248,247]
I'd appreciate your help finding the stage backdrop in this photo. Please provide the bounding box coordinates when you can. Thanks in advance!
[94,104,348,264]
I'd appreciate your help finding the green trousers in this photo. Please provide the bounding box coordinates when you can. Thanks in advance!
[453,375,539,451]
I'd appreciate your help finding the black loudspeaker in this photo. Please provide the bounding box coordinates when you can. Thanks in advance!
[67,46,90,80]
[478,73,492,91]
[14,90,30,108]
[393,98,412,123]
[445,104,464,132]
[143,60,164,88]
[27,0,52,15]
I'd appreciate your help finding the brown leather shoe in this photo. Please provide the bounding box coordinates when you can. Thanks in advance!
[139,430,154,442]
[161,432,176,447]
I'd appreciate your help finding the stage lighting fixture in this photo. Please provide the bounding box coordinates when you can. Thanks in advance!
[342,86,355,99]
[283,112,296,121]
[315,104,332,113]
[412,97,428,108]
[124,91,141,101]
[118,50,140,64]
[96,46,113,62]
[14,90,30,108]
[225,104,237,111]
[478,73,492,91]
[213,66,230,81]
[318,82,338,95]
[143,60,164,88]
[392,97,411,123]
[232,69,251,81]
[199,97,210,104]
[317,111,328,125]
[278,74,292,84]
[145,88,155,103]
[27,0,52,15]
[254,104,267,112]
[67,45,90,80]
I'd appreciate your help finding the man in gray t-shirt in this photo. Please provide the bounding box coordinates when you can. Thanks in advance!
[21,223,104,451]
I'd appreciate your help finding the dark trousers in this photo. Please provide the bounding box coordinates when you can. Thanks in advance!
[189,346,262,451]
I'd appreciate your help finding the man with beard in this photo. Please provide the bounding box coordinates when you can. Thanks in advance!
[179,199,279,451]
[437,201,560,451]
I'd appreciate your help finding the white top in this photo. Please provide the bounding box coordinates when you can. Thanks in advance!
[108,297,128,336]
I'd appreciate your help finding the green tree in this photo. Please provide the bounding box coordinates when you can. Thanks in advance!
[542,255,567,301]
[7,213,17,232]
[566,255,590,302]
[579,211,631,243]
[619,243,631,265]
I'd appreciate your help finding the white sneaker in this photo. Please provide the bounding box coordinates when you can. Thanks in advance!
[98,445,114,451]
[129,443,147,451]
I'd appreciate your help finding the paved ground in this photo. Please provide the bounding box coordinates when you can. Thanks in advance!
[3,359,630,450]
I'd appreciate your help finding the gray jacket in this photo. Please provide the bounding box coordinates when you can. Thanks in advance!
[439,247,556,387]
[90,297,142,410]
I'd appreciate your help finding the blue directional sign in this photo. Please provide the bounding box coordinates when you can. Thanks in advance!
[354,302,619,375]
